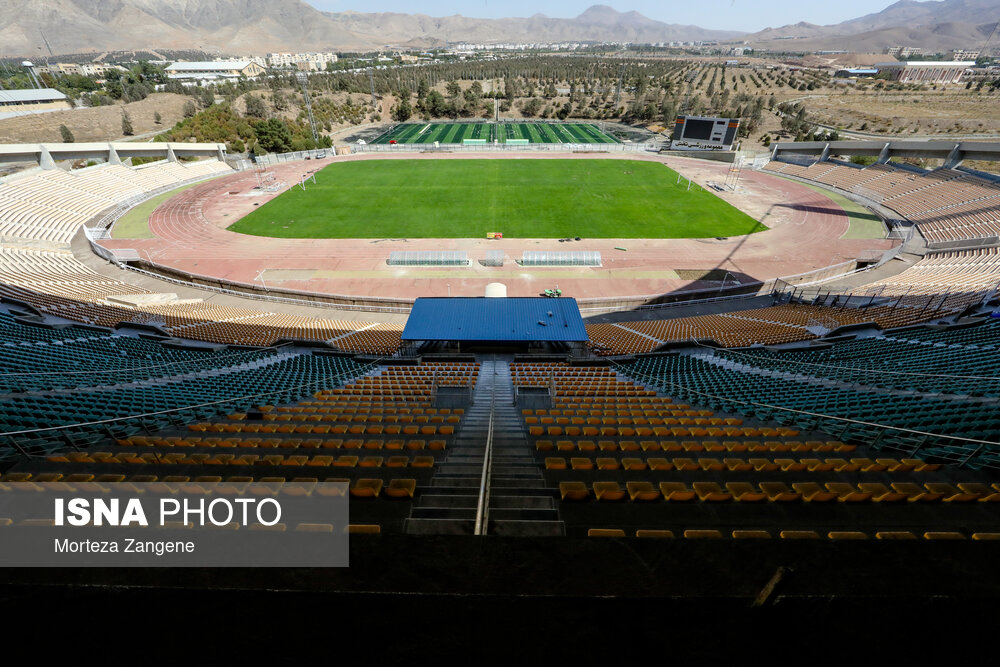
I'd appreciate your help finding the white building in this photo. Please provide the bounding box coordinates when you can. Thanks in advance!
[165,61,266,81]
[875,61,975,84]
[39,62,127,78]
[951,50,981,61]
[885,46,924,58]
[267,53,338,70]
[0,89,71,120]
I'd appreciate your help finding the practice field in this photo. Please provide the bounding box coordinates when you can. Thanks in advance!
[372,122,620,145]
[227,159,767,239]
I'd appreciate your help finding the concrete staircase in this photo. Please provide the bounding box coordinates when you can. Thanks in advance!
[404,355,564,536]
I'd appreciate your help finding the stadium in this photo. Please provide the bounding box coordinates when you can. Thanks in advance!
[1,127,1000,647]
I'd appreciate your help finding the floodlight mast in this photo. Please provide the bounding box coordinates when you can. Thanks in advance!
[297,73,320,146]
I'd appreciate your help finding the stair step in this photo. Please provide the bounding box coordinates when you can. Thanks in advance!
[410,507,476,520]
[433,465,484,475]
[403,518,474,535]
[489,496,556,510]
[429,476,481,487]
[487,508,560,521]
[417,494,479,508]
[419,354,557,527]
[486,520,566,537]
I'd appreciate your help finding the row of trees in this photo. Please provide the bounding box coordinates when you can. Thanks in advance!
[156,103,330,154]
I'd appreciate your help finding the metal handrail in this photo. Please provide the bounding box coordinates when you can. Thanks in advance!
[474,357,497,536]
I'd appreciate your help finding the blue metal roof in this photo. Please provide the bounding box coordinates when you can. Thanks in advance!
[402,297,588,342]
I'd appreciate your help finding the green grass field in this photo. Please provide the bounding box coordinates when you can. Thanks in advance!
[372,122,619,144]
[227,159,767,239]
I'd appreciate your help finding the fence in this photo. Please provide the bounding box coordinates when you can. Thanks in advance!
[926,236,1000,251]
[348,142,659,154]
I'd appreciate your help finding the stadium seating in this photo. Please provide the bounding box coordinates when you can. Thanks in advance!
[1,359,476,534]
[619,318,1000,468]
[764,159,1000,243]
[586,249,1000,355]
[527,361,1000,538]
[0,161,408,354]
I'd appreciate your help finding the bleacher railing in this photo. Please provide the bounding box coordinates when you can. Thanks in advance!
[0,352,391,460]
[474,362,496,537]
[616,358,1000,470]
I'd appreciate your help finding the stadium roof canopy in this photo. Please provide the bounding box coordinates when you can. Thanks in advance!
[165,61,254,71]
[0,89,67,103]
[402,297,588,342]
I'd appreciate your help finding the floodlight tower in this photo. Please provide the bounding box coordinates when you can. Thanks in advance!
[368,67,377,108]
[39,30,54,70]
[21,61,42,89]
[296,73,320,146]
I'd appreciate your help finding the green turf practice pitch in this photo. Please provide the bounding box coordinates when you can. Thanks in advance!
[372,121,620,144]
[227,159,767,239]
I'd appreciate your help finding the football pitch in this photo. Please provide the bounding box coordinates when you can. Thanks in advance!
[372,121,620,145]
[228,159,767,239]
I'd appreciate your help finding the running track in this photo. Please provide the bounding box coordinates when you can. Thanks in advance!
[98,153,897,301]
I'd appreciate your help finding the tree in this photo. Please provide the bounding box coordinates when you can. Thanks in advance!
[198,87,215,109]
[391,96,413,122]
[244,94,267,118]
[252,118,294,153]
[121,110,133,137]
[446,81,461,98]
[521,98,543,117]
[183,100,197,118]
[154,111,162,125]
[59,124,74,143]
[424,90,447,117]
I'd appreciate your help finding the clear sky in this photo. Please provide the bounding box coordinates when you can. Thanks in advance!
[309,0,904,32]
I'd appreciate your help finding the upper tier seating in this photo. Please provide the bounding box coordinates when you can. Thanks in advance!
[763,160,1000,243]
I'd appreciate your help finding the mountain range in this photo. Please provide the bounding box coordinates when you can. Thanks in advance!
[743,0,1000,52]
[0,0,997,58]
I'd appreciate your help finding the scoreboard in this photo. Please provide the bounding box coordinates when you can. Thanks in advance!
[671,116,740,150]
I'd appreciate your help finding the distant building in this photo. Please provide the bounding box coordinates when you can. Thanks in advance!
[40,62,127,79]
[834,68,879,78]
[875,61,974,84]
[267,53,338,70]
[951,50,981,61]
[885,46,923,58]
[164,61,265,80]
[0,89,71,120]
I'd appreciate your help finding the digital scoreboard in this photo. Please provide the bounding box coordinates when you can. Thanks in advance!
[671,116,740,150]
